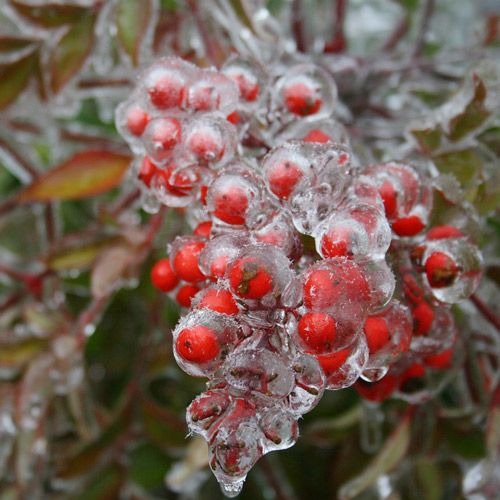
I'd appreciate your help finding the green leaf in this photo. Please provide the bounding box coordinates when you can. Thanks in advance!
[433,149,481,191]
[50,12,96,93]
[116,0,154,66]
[411,126,443,154]
[45,237,120,272]
[9,0,88,28]
[129,442,171,490]
[18,150,131,203]
[338,411,411,500]
[72,464,122,500]
[0,52,37,111]
[448,75,491,142]
[0,338,48,379]
[0,36,37,54]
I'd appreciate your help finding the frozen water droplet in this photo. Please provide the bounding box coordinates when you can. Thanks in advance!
[220,480,244,497]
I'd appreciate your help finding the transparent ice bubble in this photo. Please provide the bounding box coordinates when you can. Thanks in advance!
[359,258,396,313]
[151,165,201,208]
[172,310,240,378]
[187,389,232,440]
[198,233,251,281]
[361,299,413,382]
[274,63,337,118]
[280,117,350,147]
[206,168,262,226]
[115,96,149,155]
[423,238,483,303]
[182,113,237,167]
[259,408,299,453]
[143,115,184,162]
[226,244,295,309]
[288,353,326,416]
[224,348,295,397]
[184,69,240,114]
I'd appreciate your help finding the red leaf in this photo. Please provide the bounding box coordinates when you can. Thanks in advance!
[18,151,132,203]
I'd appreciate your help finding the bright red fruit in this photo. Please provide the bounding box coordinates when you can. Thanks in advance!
[187,129,225,162]
[392,215,425,237]
[302,129,331,143]
[426,225,463,240]
[193,221,212,239]
[126,106,151,136]
[151,117,182,155]
[176,325,220,363]
[363,316,390,354]
[283,82,322,116]
[315,348,350,378]
[213,185,249,225]
[197,289,239,316]
[229,72,259,101]
[138,157,157,187]
[228,257,273,299]
[151,258,179,292]
[378,180,397,219]
[355,375,399,402]
[176,285,201,307]
[320,225,354,258]
[267,160,303,199]
[172,241,206,283]
[147,73,184,109]
[424,347,454,369]
[425,251,458,288]
[411,301,434,336]
[298,312,337,353]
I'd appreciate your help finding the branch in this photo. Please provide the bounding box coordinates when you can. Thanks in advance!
[292,0,306,53]
[470,294,500,337]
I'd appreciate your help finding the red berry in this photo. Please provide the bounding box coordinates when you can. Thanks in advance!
[176,325,219,363]
[200,185,208,205]
[138,157,157,187]
[213,185,249,225]
[229,72,259,101]
[355,375,399,402]
[378,180,398,219]
[363,317,390,354]
[172,240,206,283]
[411,301,434,336]
[424,347,454,369]
[302,129,331,143]
[187,129,225,162]
[210,255,230,280]
[320,225,354,258]
[392,215,425,237]
[228,257,273,299]
[283,82,322,116]
[426,225,463,240]
[147,72,184,109]
[315,348,350,378]
[401,362,426,383]
[267,160,303,199]
[226,111,240,124]
[402,273,425,306]
[188,83,220,111]
[168,166,200,195]
[302,265,370,311]
[298,312,337,354]
[151,258,179,292]
[188,390,230,424]
[193,221,212,239]
[425,251,458,288]
[151,117,182,156]
[126,106,151,136]
[176,284,201,307]
[197,289,239,316]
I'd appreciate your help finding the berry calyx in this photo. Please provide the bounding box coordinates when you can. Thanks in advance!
[298,312,337,354]
[267,160,303,199]
[197,289,239,316]
[172,240,206,283]
[151,258,179,292]
[176,284,201,307]
[425,251,458,288]
[363,316,390,354]
[126,106,151,136]
[229,257,273,299]
[283,82,322,116]
[176,325,220,363]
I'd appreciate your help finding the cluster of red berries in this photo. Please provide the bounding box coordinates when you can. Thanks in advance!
[117,57,483,496]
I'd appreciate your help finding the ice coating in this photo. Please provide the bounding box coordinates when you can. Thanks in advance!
[115,55,485,497]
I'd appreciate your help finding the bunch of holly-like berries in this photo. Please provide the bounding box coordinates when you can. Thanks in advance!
[116,57,483,496]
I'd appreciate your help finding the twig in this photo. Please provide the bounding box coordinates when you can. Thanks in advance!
[381,14,409,52]
[0,289,28,314]
[185,0,219,66]
[470,294,500,337]
[292,0,306,53]
[258,455,294,500]
[0,136,40,180]
[412,0,435,58]
[325,0,347,53]
[109,188,141,218]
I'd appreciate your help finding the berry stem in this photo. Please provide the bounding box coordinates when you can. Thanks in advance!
[470,293,500,337]
[186,0,220,67]
[412,0,436,58]
[0,289,28,314]
[292,0,306,52]
[381,13,410,52]
[327,0,347,53]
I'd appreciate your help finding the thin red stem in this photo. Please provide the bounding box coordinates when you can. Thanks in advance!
[413,0,435,58]
[325,0,347,53]
[382,14,409,52]
[470,294,500,337]
[292,0,306,52]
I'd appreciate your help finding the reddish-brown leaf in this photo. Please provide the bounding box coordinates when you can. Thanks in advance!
[9,0,88,28]
[0,52,37,110]
[18,151,132,203]
[50,12,97,93]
